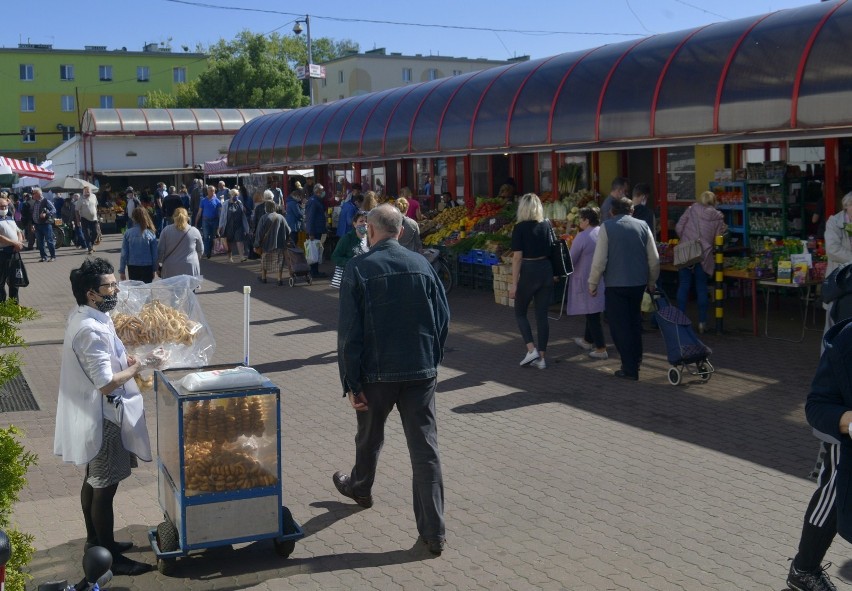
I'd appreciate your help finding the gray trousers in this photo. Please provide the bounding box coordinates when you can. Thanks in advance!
[349,377,445,542]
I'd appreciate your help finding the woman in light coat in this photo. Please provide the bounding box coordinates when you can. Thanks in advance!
[254,200,291,285]
[675,190,727,333]
[157,208,203,279]
[568,206,608,359]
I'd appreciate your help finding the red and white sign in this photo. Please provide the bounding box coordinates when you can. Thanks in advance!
[295,64,326,80]
[0,156,54,180]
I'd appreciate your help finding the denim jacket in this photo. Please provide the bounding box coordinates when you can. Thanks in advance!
[119,227,158,274]
[338,238,449,395]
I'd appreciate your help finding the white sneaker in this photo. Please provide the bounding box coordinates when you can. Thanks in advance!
[532,358,546,369]
[588,350,609,360]
[573,338,593,350]
[520,349,539,366]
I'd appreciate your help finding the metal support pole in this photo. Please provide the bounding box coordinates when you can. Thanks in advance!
[714,234,724,334]
[306,15,313,106]
[243,285,251,366]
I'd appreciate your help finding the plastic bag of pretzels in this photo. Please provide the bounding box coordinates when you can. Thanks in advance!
[112,274,216,390]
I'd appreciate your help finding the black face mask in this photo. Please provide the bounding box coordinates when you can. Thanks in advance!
[94,293,118,313]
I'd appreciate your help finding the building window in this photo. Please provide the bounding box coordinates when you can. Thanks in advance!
[321,78,327,88]
[137,66,150,82]
[62,126,76,141]
[452,69,462,76]
[428,68,438,81]
[20,96,35,112]
[21,127,35,143]
[338,71,344,84]
[100,95,113,108]
[666,146,696,202]
[402,68,412,82]
[137,95,148,108]
[173,67,186,83]
[19,64,33,81]
[99,65,112,81]
[61,95,75,112]
[60,64,74,81]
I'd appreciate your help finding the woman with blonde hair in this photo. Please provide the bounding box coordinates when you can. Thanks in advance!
[399,187,423,220]
[510,193,555,369]
[119,206,158,283]
[157,207,204,279]
[394,197,422,252]
[361,190,378,212]
[675,190,727,332]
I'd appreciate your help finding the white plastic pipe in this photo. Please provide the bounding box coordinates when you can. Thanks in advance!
[243,285,251,366]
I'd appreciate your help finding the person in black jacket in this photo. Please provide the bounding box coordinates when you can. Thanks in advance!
[631,183,656,238]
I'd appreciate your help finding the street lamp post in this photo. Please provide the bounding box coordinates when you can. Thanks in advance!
[293,15,313,105]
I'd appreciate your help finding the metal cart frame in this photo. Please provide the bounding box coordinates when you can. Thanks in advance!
[148,366,303,575]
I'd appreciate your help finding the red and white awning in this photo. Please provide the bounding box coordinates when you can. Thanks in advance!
[0,157,54,180]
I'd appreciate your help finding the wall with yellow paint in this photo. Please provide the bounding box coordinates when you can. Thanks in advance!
[596,151,619,194]
[696,145,725,194]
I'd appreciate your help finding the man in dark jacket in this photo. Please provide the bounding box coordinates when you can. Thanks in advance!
[333,204,450,556]
[304,183,328,278]
[802,317,852,591]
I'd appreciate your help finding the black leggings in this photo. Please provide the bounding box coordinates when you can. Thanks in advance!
[514,259,554,352]
[585,312,606,348]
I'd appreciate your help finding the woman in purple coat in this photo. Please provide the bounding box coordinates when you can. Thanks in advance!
[568,206,608,359]
[675,191,727,333]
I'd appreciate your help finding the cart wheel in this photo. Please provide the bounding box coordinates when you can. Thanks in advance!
[157,557,176,575]
[274,538,296,558]
[307,275,313,286]
[697,361,713,382]
[156,520,179,553]
[288,277,294,287]
[667,367,682,386]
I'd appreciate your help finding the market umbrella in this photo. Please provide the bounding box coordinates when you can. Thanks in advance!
[0,156,54,180]
[0,163,18,187]
[42,176,98,193]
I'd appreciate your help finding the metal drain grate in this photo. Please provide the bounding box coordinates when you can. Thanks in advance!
[0,373,40,412]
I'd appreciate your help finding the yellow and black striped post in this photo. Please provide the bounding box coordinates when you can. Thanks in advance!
[714,234,724,333]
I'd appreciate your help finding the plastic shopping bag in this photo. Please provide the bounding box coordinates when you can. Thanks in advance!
[305,239,322,265]
[213,236,228,255]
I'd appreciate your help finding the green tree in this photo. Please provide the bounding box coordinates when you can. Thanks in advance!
[195,31,308,109]
[0,300,38,591]
[144,83,201,109]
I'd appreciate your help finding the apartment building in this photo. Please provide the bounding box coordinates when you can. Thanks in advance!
[313,48,528,104]
[0,43,207,161]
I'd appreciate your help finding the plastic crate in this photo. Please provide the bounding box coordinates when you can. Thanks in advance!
[470,249,500,266]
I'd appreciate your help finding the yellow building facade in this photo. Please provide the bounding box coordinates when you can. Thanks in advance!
[0,44,207,161]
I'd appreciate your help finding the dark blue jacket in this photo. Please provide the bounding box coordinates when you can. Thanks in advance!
[806,317,852,543]
[285,195,303,233]
[337,198,357,237]
[304,195,326,238]
[337,238,450,395]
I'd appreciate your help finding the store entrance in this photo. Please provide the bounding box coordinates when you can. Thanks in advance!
[626,149,654,191]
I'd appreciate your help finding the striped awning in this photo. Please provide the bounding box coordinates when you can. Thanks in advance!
[0,157,54,180]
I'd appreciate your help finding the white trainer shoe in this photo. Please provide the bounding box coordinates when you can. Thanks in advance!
[520,349,539,366]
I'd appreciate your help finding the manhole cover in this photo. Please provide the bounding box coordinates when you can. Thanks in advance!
[0,373,39,412]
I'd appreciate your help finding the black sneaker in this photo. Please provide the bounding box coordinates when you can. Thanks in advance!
[787,561,837,591]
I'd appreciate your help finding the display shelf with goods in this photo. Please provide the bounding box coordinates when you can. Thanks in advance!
[746,177,804,241]
[710,181,748,248]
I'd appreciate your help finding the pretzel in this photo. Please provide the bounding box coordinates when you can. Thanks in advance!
[113,300,201,348]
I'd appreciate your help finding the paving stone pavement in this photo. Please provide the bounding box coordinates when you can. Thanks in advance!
[1,235,846,590]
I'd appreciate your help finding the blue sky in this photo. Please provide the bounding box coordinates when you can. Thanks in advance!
[14,0,819,61]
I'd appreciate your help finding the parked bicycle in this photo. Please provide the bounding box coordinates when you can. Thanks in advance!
[421,248,453,294]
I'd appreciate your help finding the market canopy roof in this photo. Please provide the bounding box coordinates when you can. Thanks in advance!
[83,108,285,134]
[229,0,852,169]
[0,156,54,180]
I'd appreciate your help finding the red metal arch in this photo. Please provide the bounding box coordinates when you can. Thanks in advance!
[240,116,275,167]
[377,85,421,158]
[352,90,402,158]
[436,69,491,152]
[317,98,361,161]
[298,104,335,162]
[649,25,711,137]
[546,46,601,145]
[334,93,378,160]
[406,76,456,154]
[504,54,561,147]
[468,61,525,149]
[269,108,313,165]
[713,13,775,133]
[791,0,847,128]
[594,37,652,141]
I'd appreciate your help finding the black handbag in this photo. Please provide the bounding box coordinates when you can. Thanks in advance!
[10,252,28,288]
[546,219,573,277]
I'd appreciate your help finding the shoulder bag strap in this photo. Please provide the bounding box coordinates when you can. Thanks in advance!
[162,229,190,263]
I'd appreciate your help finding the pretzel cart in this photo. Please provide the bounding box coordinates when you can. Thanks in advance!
[147,366,304,575]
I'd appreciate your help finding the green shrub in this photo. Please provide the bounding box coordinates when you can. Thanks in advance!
[0,426,37,591]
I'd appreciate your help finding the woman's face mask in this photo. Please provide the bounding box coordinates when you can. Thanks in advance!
[456,198,465,206]
[355,223,368,236]
[0,208,7,217]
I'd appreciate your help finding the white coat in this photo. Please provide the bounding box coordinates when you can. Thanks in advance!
[54,306,152,465]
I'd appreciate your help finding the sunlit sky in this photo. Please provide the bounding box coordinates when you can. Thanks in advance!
[12,0,822,61]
